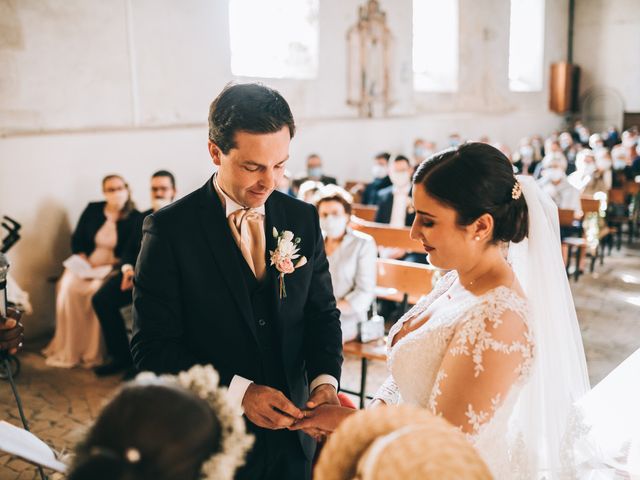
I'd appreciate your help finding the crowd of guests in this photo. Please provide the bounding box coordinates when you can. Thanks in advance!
[41,122,640,380]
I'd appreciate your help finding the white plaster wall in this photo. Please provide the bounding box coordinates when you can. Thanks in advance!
[574,0,640,114]
[0,0,572,336]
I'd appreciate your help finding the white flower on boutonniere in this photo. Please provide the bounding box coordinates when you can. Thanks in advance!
[270,228,307,299]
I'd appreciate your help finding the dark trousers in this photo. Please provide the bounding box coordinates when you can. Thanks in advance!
[92,273,134,366]
[235,428,311,480]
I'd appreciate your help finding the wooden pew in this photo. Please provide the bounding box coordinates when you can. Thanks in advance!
[352,204,378,222]
[350,217,423,253]
[375,258,436,312]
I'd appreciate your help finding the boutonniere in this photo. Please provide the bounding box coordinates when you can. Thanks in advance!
[270,228,307,299]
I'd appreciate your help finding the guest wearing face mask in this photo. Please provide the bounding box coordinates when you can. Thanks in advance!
[362,152,392,205]
[374,155,415,227]
[537,154,583,268]
[92,171,177,378]
[412,139,436,166]
[315,186,377,343]
[537,154,581,212]
[296,154,337,190]
[569,149,612,196]
[511,137,537,175]
[43,174,141,368]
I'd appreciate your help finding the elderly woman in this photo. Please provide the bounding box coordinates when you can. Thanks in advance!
[43,174,141,368]
[315,186,377,343]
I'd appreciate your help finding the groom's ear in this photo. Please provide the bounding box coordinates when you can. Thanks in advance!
[470,213,494,243]
[208,141,222,166]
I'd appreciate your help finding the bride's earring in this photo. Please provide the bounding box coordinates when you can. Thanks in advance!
[474,236,480,241]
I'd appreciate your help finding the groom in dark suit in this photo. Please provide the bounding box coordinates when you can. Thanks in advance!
[130,83,343,479]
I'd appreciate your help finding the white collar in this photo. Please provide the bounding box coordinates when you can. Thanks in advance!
[213,174,266,217]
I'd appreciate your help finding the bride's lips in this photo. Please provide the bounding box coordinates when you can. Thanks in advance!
[423,244,435,253]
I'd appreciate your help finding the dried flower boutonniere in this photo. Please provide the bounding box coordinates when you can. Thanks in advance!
[269,228,307,299]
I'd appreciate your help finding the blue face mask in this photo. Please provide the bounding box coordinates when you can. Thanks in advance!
[308,167,323,178]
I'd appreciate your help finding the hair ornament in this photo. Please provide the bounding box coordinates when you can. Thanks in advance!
[511,180,522,200]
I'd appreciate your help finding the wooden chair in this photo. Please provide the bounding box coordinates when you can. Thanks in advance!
[350,217,422,253]
[559,209,586,281]
[581,197,601,215]
[352,204,378,222]
[375,258,435,312]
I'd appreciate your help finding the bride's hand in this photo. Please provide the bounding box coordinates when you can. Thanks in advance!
[289,404,356,436]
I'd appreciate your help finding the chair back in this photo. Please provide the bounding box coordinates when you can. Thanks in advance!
[352,204,378,222]
[376,258,435,305]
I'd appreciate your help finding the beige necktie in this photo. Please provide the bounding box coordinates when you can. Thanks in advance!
[228,208,266,280]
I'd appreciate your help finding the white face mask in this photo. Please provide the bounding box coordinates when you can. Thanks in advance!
[520,146,534,159]
[320,214,348,239]
[105,190,128,210]
[545,168,565,182]
[389,170,411,188]
[613,158,627,170]
[151,197,172,211]
[372,164,388,179]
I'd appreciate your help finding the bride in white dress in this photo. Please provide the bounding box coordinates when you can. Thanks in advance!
[291,143,590,479]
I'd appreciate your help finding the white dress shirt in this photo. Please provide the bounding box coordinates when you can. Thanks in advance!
[212,176,338,411]
[390,185,411,227]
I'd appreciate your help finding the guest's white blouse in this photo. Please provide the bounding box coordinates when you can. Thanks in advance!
[326,229,377,321]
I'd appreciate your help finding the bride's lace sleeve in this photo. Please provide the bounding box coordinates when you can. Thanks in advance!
[428,292,533,435]
[372,375,400,405]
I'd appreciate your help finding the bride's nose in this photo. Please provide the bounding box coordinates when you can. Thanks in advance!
[409,217,421,242]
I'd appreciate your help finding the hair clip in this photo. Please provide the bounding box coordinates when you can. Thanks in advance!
[511,181,522,200]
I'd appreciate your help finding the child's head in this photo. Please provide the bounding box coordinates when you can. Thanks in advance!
[68,366,253,480]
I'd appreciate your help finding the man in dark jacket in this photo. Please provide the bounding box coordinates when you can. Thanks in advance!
[92,170,176,378]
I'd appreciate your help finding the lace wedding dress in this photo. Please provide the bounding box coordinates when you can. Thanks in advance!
[374,271,535,479]
[374,176,591,479]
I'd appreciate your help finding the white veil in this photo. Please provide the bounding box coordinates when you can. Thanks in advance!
[507,175,591,477]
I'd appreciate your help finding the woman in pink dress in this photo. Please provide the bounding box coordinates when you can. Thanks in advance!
[44,175,141,368]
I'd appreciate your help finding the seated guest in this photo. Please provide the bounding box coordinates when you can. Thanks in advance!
[43,175,141,368]
[569,148,612,196]
[412,138,435,166]
[361,152,392,205]
[374,155,415,228]
[511,137,539,175]
[537,153,581,213]
[315,186,377,343]
[559,131,579,174]
[374,155,424,264]
[67,365,253,480]
[92,170,177,378]
[294,154,337,192]
[297,179,324,203]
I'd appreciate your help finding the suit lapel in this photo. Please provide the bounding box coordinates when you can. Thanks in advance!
[197,178,258,343]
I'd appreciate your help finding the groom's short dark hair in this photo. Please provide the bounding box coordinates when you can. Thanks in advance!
[208,83,296,154]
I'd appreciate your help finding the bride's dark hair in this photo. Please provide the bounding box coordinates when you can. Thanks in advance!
[413,142,529,244]
[68,384,220,480]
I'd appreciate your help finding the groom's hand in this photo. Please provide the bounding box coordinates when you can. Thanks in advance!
[242,383,303,430]
[306,383,339,409]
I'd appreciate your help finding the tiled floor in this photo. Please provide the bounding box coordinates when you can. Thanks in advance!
[2,243,639,479]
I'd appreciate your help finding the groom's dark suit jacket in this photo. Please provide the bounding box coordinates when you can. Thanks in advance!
[130,177,343,462]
